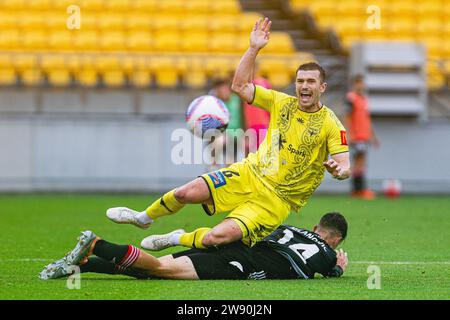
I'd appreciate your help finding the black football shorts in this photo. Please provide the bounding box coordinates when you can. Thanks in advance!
[172,241,298,280]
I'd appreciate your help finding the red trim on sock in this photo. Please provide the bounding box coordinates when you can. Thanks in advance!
[118,245,140,270]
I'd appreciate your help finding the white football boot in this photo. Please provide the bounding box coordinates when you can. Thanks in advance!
[39,258,75,280]
[39,230,98,280]
[106,207,151,229]
[141,229,186,251]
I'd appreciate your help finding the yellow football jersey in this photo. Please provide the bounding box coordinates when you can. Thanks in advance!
[244,85,349,211]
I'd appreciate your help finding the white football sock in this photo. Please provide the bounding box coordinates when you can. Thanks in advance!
[136,211,153,225]
[169,232,183,245]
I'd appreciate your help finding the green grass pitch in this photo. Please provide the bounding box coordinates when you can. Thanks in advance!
[1,194,449,300]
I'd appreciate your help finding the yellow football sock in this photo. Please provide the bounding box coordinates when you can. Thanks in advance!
[179,227,211,249]
[145,189,185,220]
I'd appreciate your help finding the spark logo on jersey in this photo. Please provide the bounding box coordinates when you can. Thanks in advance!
[208,171,227,188]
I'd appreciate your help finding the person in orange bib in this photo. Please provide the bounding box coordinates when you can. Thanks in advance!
[345,75,380,200]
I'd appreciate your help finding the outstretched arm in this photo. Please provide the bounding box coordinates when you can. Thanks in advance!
[231,17,272,103]
[323,152,351,180]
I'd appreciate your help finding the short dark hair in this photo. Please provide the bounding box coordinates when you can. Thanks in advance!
[318,212,348,240]
[211,77,230,88]
[296,62,326,83]
[351,74,364,84]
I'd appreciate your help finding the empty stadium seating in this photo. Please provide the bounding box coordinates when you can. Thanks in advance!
[290,0,450,88]
[0,0,309,88]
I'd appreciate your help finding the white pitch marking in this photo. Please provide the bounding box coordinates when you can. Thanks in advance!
[352,261,450,265]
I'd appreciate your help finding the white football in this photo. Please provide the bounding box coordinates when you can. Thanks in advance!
[185,95,229,137]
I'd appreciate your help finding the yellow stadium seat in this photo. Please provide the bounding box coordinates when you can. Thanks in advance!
[307,1,340,16]
[153,32,180,52]
[156,0,185,13]
[66,55,81,72]
[100,31,125,51]
[444,21,450,38]
[182,57,207,89]
[181,32,209,52]
[151,56,179,88]
[416,1,442,17]
[238,12,264,33]
[0,54,16,85]
[15,54,41,86]
[427,61,445,89]
[210,33,237,53]
[422,37,444,58]
[79,0,104,11]
[184,0,210,14]
[77,56,98,87]
[127,31,153,51]
[333,19,365,38]
[29,0,52,10]
[180,16,209,33]
[96,56,124,87]
[98,14,125,31]
[152,16,180,32]
[0,13,17,29]
[210,16,239,33]
[22,31,47,49]
[388,1,417,18]
[290,0,306,12]
[41,55,71,86]
[388,18,416,38]
[74,31,98,51]
[131,0,158,12]
[129,56,152,87]
[1,0,26,10]
[75,13,97,30]
[44,14,67,30]
[262,59,292,88]
[337,1,366,16]
[124,14,152,31]
[18,13,45,30]
[211,1,241,14]
[265,32,295,54]
[443,41,450,58]
[416,19,444,37]
[105,0,131,12]
[0,30,20,50]
[205,57,234,78]
[48,31,75,50]
[52,0,78,9]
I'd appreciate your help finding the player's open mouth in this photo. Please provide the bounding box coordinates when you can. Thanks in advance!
[300,92,312,103]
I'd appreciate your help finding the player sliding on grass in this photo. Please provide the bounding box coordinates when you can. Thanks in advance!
[40,213,348,280]
[106,17,350,250]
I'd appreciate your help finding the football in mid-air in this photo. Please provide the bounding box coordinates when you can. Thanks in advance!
[186,95,229,137]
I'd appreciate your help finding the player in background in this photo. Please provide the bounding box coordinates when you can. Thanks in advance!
[243,61,271,155]
[207,78,245,171]
[345,75,380,200]
[106,18,350,251]
[40,212,348,281]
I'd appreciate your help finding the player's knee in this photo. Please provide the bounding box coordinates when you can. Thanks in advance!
[173,187,188,203]
[202,230,237,247]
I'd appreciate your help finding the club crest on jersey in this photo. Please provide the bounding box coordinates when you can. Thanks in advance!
[208,171,227,188]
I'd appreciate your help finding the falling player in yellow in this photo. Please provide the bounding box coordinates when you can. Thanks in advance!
[106,17,350,250]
